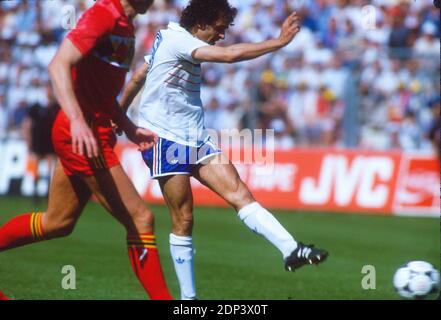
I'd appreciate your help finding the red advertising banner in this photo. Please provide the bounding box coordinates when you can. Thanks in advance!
[393,154,440,217]
[0,140,436,216]
[114,144,439,217]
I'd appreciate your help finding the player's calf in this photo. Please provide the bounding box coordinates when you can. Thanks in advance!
[41,214,78,239]
[125,206,173,300]
[128,203,155,234]
[170,209,194,236]
[221,180,255,212]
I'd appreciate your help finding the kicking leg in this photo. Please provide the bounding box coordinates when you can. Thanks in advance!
[193,154,328,270]
[158,175,196,300]
[0,161,91,252]
[82,165,172,300]
[192,154,297,258]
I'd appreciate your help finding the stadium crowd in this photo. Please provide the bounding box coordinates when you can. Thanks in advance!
[0,0,439,152]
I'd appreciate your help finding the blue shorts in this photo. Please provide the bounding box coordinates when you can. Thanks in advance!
[141,137,222,179]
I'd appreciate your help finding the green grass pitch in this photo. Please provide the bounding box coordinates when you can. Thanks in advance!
[0,196,439,300]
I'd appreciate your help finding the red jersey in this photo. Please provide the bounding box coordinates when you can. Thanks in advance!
[52,0,134,176]
[67,0,135,121]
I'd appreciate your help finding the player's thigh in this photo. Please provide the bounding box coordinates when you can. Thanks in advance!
[82,165,151,227]
[192,153,254,209]
[44,161,91,232]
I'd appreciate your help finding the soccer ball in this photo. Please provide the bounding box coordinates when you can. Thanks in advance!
[393,261,440,299]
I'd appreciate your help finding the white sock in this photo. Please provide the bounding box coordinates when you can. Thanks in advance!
[169,233,196,300]
[237,202,297,259]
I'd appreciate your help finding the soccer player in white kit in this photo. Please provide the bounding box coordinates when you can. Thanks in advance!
[120,0,328,300]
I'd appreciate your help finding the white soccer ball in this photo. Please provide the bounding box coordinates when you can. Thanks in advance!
[393,261,440,299]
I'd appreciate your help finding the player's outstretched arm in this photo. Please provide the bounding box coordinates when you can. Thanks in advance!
[48,39,99,158]
[119,62,149,113]
[193,12,300,63]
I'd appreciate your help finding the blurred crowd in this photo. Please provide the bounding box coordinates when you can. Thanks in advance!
[0,0,439,153]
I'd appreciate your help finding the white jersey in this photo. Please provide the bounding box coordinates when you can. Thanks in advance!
[135,22,208,147]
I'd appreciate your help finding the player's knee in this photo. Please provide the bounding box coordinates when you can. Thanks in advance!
[228,180,254,211]
[180,210,194,226]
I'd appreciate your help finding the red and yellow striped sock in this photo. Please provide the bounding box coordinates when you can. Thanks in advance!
[127,233,173,300]
[0,213,44,252]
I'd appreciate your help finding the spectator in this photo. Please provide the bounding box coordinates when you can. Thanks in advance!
[387,5,412,59]
[0,0,438,153]
[413,21,440,57]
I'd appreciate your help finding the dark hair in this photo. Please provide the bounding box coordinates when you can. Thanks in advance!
[179,0,237,30]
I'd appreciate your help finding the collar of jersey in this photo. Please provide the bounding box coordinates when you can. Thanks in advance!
[167,22,209,45]
[168,22,189,33]
[167,22,205,40]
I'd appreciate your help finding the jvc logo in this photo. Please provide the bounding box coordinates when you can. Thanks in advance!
[299,155,394,208]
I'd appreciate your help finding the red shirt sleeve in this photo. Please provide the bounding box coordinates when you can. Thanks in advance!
[67,5,116,56]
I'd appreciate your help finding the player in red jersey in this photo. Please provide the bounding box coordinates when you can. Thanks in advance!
[0,0,172,300]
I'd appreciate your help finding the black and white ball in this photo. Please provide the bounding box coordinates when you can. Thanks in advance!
[393,261,440,299]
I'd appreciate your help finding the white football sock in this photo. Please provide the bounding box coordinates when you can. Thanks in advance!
[237,202,297,259]
[169,233,196,300]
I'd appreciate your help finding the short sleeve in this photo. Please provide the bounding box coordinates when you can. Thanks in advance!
[171,33,208,65]
[67,5,115,56]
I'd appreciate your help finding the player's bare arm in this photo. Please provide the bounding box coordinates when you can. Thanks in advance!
[112,62,148,136]
[119,62,149,112]
[48,39,99,158]
[192,12,300,63]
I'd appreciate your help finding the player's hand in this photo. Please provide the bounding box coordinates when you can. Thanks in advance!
[278,12,301,46]
[126,127,159,151]
[70,118,99,158]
